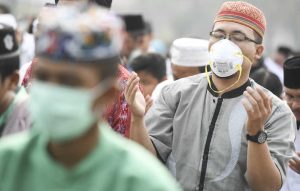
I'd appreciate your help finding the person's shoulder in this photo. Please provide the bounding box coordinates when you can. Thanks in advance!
[169,73,206,87]
[0,131,34,167]
[0,131,32,152]
[162,73,207,94]
[3,88,31,136]
[101,123,156,161]
[0,132,33,189]
[267,88,291,114]
[101,125,182,190]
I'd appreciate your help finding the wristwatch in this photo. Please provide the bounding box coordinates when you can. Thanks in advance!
[246,130,268,144]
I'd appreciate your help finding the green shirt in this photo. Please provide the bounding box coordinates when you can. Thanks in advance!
[0,124,182,191]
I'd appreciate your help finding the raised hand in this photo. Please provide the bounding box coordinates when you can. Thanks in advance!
[289,152,300,174]
[124,72,146,118]
[145,95,153,114]
[242,86,272,135]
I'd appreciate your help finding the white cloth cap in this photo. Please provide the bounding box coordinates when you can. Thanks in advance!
[0,14,17,29]
[170,38,209,67]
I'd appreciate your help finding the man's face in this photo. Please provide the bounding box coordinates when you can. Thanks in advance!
[121,32,137,59]
[34,58,101,89]
[284,87,300,121]
[171,64,200,80]
[33,57,119,111]
[209,21,264,75]
[121,32,144,59]
[139,33,152,53]
[136,70,159,97]
[274,52,286,67]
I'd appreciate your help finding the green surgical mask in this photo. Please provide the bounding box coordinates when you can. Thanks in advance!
[29,80,111,143]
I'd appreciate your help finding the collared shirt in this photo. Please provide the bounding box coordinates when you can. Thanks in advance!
[0,87,30,137]
[146,73,296,191]
[0,123,182,191]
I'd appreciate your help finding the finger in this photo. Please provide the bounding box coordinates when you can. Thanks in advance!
[293,156,300,164]
[242,98,254,115]
[146,101,153,113]
[127,72,137,85]
[146,101,151,106]
[149,100,154,107]
[289,159,297,167]
[128,85,139,104]
[289,162,300,174]
[288,161,293,168]
[146,105,153,113]
[128,82,139,100]
[125,73,137,94]
[126,73,138,92]
[145,95,151,102]
[256,87,271,111]
[147,97,153,106]
[268,95,273,112]
[127,77,139,98]
[247,87,264,108]
[243,91,259,113]
[125,78,138,102]
[136,90,146,105]
[145,95,151,103]
[149,99,154,106]
[124,84,129,100]
[246,87,265,112]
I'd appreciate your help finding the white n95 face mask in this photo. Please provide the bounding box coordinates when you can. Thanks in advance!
[209,39,244,78]
[205,39,253,93]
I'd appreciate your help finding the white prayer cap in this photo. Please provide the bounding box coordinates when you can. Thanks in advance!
[0,0,48,18]
[170,38,209,67]
[0,14,17,29]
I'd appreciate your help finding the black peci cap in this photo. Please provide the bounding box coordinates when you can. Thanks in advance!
[284,56,300,89]
[0,24,18,60]
[120,14,145,36]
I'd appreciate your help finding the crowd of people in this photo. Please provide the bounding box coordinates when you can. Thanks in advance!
[0,0,299,191]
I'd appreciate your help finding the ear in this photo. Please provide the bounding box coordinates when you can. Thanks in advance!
[136,36,144,47]
[6,71,20,91]
[92,81,121,110]
[255,45,264,60]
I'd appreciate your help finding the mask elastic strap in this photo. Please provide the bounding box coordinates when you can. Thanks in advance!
[91,77,114,99]
[205,62,242,94]
[91,77,115,118]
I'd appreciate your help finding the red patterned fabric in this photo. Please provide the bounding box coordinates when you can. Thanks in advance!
[22,58,37,89]
[214,1,266,37]
[103,65,131,137]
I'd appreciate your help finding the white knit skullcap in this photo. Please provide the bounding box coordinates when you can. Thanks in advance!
[0,14,17,29]
[170,38,209,67]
